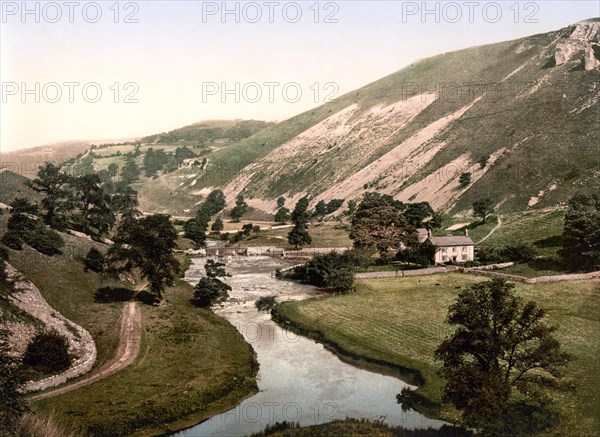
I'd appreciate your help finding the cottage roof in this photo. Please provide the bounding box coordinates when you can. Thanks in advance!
[427,235,474,247]
[416,228,429,243]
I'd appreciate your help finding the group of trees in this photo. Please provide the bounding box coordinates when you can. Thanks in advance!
[191,260,231,308]
[142,146,197,177]
[184,189,227,247]
[561,193,600,271]
[287,197,312,249]
[350,193,440,263]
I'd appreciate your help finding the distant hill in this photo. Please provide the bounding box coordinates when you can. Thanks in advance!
[52,19,600,217]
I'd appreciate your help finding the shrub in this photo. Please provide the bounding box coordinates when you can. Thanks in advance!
[191,277,231,308]
[25,226,64,256]
[499,244,537,264]
[83,248,105,273]
[298,251,357,292]
[2,232,23,250]
[255,296,277,312]
[23,331,71,375]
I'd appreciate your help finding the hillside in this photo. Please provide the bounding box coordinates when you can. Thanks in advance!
[34,20,600,217]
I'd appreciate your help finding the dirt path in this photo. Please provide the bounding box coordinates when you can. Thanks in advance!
[29,284,144,401]
[477,214,503,244]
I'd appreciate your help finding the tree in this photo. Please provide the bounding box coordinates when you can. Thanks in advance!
[313,200,328,218]
[211,216,224,232]
[72,174,115,235]
[241,223,254,236]
[191,260,231,308]
[276,196,286,208]
[28,163,73,228]
[108,215,180,302]
[229,193,248,222]
[403,201,442,229]
[561,193,600,271]
[434,279,570,435]
[203,190,226,216]
[84,247,105,273]
[121,158,141,184]
[0,246,13,299]
[291,196,311,225]
[274,207,290,224]
[473,198,494,224]
[184,218,208,247]
[326,199,344,214]
[478,155,490,169]
[0,329,27,435]
[459,172,472,187]
[23,331,72,374]
[107,162,119,178]
[350,193,418,261]
[256,296,277,312]
[287,224,312,249]
[110,182,140,218]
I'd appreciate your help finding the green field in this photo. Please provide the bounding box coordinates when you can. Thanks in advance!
[274,274,600,436]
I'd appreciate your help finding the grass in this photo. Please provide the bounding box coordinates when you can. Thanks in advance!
[33,276,258,437]
[274,273,600,436]
[236,222,352,249]
[1,223,258,436]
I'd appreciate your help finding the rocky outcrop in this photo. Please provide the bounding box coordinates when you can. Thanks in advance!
[6,264,97,393]
[555,21,600,67]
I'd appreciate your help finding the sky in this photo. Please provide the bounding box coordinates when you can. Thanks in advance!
[1,1,598,152]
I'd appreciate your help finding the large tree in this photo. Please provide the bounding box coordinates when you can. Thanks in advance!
[350,193,417,261]
[72,174,115,235]
[473,198,495,224]
[434,279,570,435]
[288,197,312,249]
[121,158,141,184]
[108,215,180,302]
[28,163,73,228]
[191,260,231,308]
[0,329,27,435]
[229,193,248,222]
[561,193,600,271]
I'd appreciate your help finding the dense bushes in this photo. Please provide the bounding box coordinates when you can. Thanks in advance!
[2,213,64,256]
[83,248,105,273]
[289,250,368,292]
[23,331,71,375]
[476,243,537,264]
[191,277,231,308]
[255,296,277,312]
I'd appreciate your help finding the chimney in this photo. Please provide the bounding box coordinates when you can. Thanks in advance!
[464,228,469,237]
[427,229,432,238]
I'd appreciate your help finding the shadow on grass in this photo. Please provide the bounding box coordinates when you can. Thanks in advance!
[533,234,562,249]
[94,287,157,305]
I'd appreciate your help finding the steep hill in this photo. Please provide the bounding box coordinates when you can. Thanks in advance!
[46,20,600,216]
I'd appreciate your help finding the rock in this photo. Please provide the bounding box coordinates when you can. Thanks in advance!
[584,45,600,70]
[554,21,600,66]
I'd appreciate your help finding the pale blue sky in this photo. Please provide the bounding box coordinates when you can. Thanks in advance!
[1,1,598,151]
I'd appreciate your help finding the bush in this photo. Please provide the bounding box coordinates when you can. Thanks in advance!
[2,231,23,250]
[191,277,231,308]
[499,244,537,264]
[296,251,357,292]
[83,248,105,273]
[23,331,71,375]
[255,296,277,312]
[25,225,64,256]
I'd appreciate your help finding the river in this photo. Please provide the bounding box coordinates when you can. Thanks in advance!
[174,255,447,436]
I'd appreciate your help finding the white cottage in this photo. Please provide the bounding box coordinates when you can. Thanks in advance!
[417,228,475,264]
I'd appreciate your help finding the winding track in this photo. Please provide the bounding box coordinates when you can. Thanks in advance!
[29,285,144,401]
[477,214,503,244]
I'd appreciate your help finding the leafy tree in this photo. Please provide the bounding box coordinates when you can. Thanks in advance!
[4,207,64,256]
[291,251,361,292]
[473,198,494,224]
[274,207,290,224]
[326,198,344,214]
[83,248,105,273]
[28,163,73,228]
[230,193,248,222]
[291,196,311,225]
[23,331,72,375]
[107,162,119,177]
[561,193,600,271]
[191,260,231,308]
[183,218,207,247]
[110,182,140,217]
[350,193,418,261]
[203,190,226,216]
[121,158,141,184]
[211,216,224,232]
[191,277,231,308]
[10,198,38,215]
[459,172,472,187]
[0,329,27,435]
[403,202,442,229]
[287,224,312,249]
[434,279,570,435]
[72,174,115,235]
[313,200,328,217]
[276,196,286,208]
[108,215,180,302]
[143,148,162,176]
[241,223,254,236]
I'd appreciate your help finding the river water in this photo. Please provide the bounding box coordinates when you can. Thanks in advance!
[174,256,447,436]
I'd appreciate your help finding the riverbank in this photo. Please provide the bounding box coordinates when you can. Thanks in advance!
[272,274,600,436]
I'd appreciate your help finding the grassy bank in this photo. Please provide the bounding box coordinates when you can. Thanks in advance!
[33,275,258,436]
[274,274,600,436]
[3,228,259,436]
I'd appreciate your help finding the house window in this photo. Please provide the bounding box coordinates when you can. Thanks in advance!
[452,247,457,252]
[462,254,468,260]
[462,246,468,252]
[442,248,447,254]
